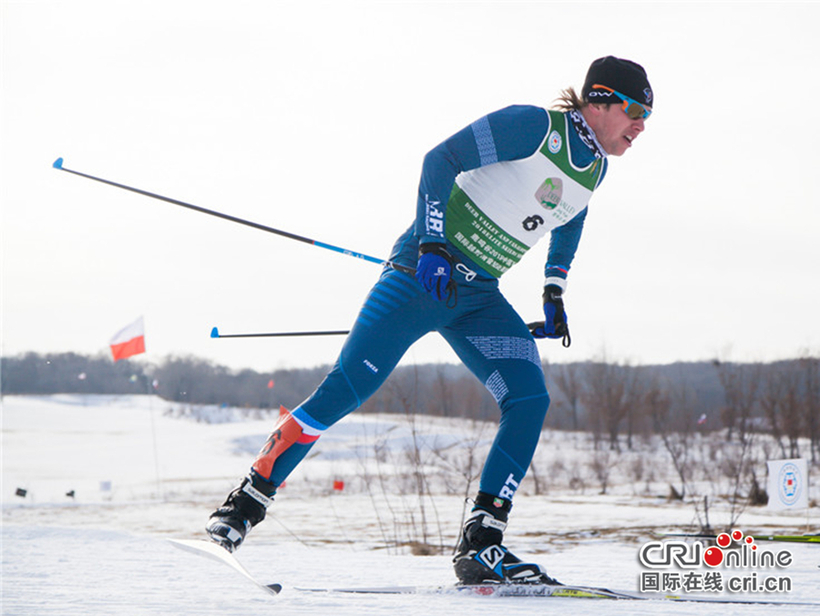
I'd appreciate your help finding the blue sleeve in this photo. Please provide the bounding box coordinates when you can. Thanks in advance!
[545,208,587,287]
[544,159,607,289]
[415,105,549,243]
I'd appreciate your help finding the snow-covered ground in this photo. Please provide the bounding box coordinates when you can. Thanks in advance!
[2,394,818,615]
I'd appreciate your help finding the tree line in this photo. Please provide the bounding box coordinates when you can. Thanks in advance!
[2,351,818,463]
[0,352,329,410]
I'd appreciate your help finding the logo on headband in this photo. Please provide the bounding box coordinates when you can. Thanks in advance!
[588,89,614,99]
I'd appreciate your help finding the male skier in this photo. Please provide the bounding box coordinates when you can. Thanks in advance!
[207,56,653,585]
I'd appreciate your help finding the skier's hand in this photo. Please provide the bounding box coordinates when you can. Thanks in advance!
[415,243,454,302]
[530,285,571,347]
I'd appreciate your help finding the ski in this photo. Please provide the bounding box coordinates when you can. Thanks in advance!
[296,583,820,605]
[168,539,282,595]
[297,583,634,599]
[662,532,820,544]
[168,539,818,606]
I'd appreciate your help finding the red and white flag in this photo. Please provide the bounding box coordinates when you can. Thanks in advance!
[110,316,146,362]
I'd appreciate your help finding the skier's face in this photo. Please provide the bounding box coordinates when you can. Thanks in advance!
[584,103,647,157]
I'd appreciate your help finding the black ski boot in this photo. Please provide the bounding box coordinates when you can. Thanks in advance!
[206,474,274,552]
[453,493,560,585]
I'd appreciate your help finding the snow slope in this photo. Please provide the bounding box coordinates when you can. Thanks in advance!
[2,395,818,615]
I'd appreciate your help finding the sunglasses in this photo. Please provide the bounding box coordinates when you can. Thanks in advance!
[592,84,652,120]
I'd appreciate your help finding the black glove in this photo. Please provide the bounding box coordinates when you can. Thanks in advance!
[529,285,571,347]
[415,243,455,303]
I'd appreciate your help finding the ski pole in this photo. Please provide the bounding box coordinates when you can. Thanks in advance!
[213,324,556,341]
[211,326,349,339]
[52,158,415,276]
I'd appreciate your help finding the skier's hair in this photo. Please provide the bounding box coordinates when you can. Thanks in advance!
[551,87,587,112]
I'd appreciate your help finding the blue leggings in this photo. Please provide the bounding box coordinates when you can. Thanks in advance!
[259,267,550,501]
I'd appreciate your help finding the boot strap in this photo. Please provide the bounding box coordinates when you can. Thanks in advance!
[473,510,507,533]
[242,480,274,509]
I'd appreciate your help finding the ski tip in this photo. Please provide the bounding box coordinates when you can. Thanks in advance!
[53,157,64,169]
[210,326,220,338]
[266,583,283,595]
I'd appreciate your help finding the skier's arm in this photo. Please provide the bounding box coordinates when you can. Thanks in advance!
[544,208,588,291]
[532,209,589,344]
[544,155,607,290]
[414,105,549,245]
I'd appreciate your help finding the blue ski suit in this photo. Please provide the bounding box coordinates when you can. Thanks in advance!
[256,105,608,502]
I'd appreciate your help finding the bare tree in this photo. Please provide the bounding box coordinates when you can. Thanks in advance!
[801,355,820,464]
[589,447,616,494]
[365,366,447,554]
[714,360,762,444]
[583,357,640,452]
[780,365,804,458]
[641,377,696,500]
[430,363,458,417]
[761,363,803,459]
[551,362,585,431]
[718,432,759,528]
[702,360,765,530]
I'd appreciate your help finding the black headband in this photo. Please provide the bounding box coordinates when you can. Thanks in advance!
[582,56,653,107]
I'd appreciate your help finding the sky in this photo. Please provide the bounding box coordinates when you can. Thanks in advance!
[2,0,819,374]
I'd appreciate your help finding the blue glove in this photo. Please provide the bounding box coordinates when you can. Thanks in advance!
[530,285,571,347]
[415,243,454,302]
